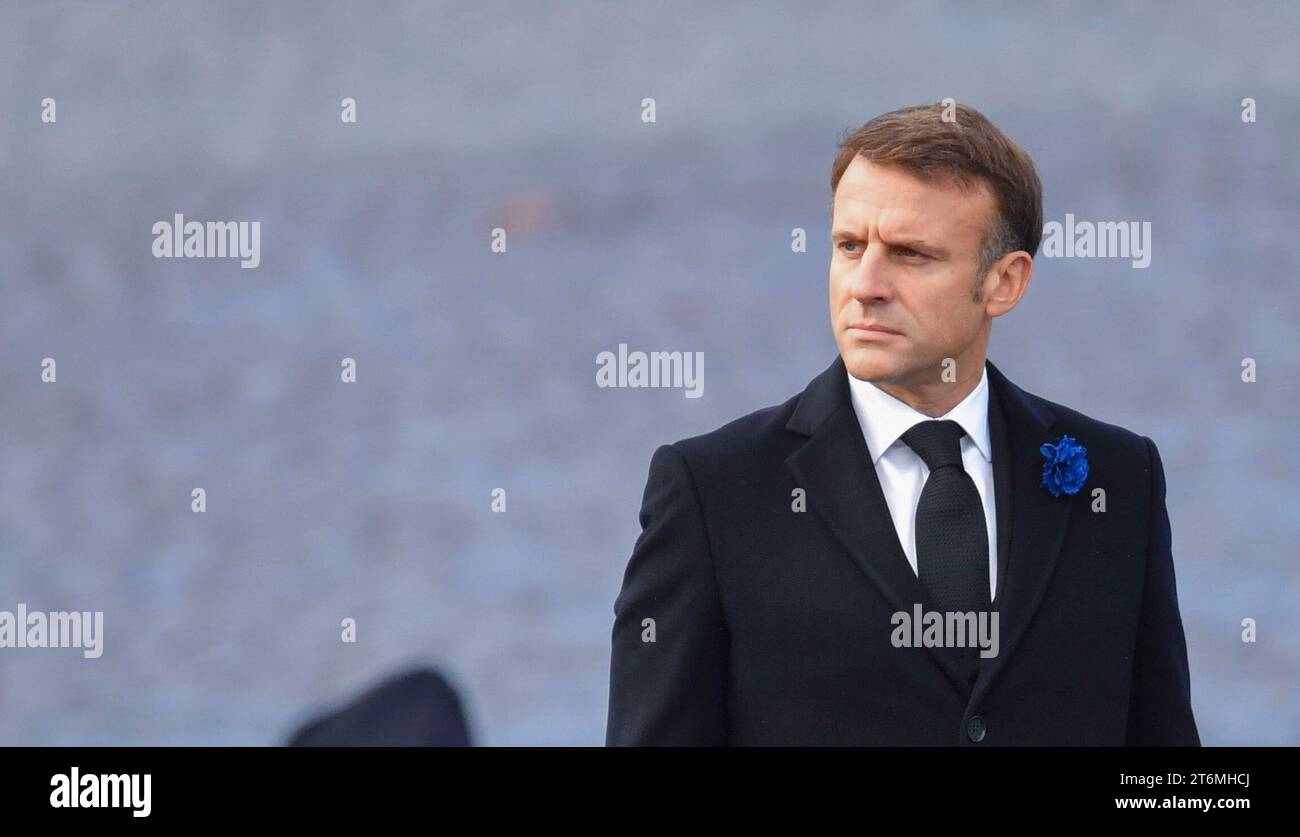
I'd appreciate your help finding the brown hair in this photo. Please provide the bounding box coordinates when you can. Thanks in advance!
[831,102,1043,284]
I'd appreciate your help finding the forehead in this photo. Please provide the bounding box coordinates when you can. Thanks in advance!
[832,156,994,244]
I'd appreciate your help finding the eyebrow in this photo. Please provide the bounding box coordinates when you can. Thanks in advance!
[830,230,951,258]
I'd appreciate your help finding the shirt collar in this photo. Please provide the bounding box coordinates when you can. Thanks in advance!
[846,364,992,465]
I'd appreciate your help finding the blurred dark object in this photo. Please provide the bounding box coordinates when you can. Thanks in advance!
[286,667,472,746]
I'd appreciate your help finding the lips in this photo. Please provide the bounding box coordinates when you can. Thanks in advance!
[847,323,902,336]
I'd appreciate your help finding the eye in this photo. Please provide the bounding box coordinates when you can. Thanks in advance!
[838,241,860,253]
[897,247,927,259]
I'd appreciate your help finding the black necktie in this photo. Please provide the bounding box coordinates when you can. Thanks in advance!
[899,420,990,615]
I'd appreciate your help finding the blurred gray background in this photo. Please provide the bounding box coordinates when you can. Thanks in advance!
[0,0,1296,745]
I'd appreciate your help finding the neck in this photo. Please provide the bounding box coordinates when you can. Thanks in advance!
[872,357,985,417]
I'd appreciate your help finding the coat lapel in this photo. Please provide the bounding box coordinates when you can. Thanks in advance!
[784,356,970,695]
[970,359,1074,704]
[784,355,1073,703]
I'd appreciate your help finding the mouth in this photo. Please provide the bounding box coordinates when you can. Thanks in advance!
[846,323,903,340]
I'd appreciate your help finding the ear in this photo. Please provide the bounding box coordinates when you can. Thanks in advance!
[983,251,1033,318]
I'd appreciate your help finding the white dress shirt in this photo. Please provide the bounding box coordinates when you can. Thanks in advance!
[846,366,998,601]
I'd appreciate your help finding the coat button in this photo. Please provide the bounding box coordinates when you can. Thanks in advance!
[967,715,987,743]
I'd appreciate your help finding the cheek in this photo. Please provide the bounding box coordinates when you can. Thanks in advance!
[828,267,847,306]
[914,287,977,343]
[902,290,949,341]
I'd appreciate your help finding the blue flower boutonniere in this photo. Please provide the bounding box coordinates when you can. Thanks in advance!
[1039,434,1089,497]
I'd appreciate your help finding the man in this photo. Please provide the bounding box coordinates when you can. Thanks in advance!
[605,102,1199,746]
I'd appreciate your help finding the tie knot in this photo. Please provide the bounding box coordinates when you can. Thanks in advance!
[900,419,966,471]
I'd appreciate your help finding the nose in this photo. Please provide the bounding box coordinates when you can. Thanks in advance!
[848,243,894,304]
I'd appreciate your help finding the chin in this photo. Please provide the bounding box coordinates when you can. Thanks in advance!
[840,344,903,383]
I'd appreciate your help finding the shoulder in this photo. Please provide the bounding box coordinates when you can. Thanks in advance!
[652,389,805,486]
[1011,380,1162,482]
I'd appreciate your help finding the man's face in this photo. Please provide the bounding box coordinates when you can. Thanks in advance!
[830,156,996,386]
